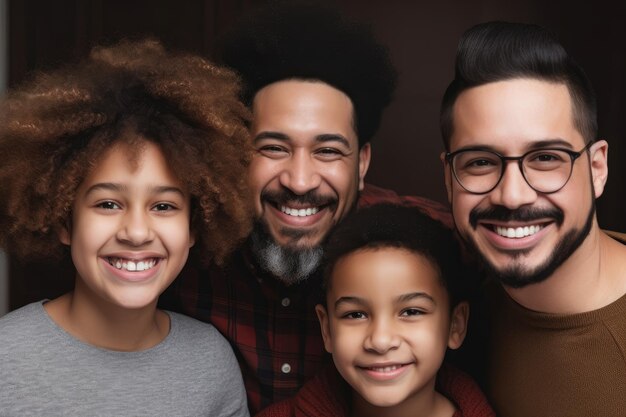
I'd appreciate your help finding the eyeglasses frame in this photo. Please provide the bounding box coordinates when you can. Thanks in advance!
[445,141,594,195]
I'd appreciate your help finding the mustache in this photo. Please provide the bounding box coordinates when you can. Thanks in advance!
[261,188,337,207]
[469,206,564,229]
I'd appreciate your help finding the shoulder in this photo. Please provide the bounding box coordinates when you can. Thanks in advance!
[0,302,46,340]
[256,399,294,417]
[165,311,238,362]
[604,229,626,245]
[438,364,496,417]
[160,312,246,394]
[167,311,227,344]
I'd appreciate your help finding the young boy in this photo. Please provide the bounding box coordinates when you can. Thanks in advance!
[0,40,252,416]
[258,204,494,416]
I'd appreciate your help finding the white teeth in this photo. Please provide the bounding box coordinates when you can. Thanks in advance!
[108,258,157,272]
[280,206,319,217]
[370,365,399,372]
[495,225,543,238]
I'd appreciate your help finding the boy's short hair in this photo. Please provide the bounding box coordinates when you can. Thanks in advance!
[0,39,253,265]
[323,204,470,308]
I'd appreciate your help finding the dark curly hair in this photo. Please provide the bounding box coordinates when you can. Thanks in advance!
[218,0,397,146]
[0,39,253,265]
[323,204,471,309]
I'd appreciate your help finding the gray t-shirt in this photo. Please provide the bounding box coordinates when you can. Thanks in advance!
[0,302,249,417]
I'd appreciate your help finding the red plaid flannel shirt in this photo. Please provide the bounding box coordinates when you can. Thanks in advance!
[161,184,452,414]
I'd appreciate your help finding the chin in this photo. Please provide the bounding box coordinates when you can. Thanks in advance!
[110,294,159,310]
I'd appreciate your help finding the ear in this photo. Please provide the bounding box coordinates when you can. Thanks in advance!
[315,304,333,354]
[589,140,608,199]
[188,230,196,249]
[58,223,71,246]
[447,301,469,350]
[441,151,453,204]
[357,143,372,191]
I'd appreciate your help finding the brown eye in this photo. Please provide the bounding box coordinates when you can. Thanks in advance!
[152,203,176,212]
[342,311,367,319]
[96,201,120,210]
[401,308,425,317]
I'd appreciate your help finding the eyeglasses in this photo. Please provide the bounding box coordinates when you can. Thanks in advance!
[445,142,593,195]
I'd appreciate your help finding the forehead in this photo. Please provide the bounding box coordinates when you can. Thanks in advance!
[329,247,446,300]
[450,78,584,152]
[85,140,179,185]
[252,79,357,145]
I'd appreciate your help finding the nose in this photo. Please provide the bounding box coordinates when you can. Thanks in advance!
[489,161,538,209]
[278,150,322,195]
[116,208,154,246]
[363,317,400,354]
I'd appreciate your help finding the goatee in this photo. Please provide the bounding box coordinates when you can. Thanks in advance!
[461,203,595,288]
[250,221,323,285]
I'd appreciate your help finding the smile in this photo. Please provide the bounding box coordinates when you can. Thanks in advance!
[494,224,544,238]
[107,257,159,272]
[280,205,320,217]
[360,362,412,381]
[366,364,405,373]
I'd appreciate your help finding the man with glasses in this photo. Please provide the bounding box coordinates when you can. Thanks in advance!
[440,22,626,416]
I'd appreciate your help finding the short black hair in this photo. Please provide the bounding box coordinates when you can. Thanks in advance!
[440,21,597,150]
[218,0,397,147]
[323,204,470,308]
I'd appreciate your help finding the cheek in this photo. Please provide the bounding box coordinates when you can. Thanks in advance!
[248,157,274,188]
[164,219,194,252]
[71,212,109,249]
[330,164,360,205]
[451,193,475,228]
[562,174,594,220]
[329,322,360,357]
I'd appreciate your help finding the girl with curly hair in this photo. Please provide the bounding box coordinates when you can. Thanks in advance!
[0,39,252,416]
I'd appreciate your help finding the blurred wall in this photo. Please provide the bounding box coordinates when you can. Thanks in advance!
[6,0,626,311]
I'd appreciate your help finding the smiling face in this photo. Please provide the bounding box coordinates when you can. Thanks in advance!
[249,80,371,250]
[444,78,608,288]
[60,140,194,311]
[316,247,467,413]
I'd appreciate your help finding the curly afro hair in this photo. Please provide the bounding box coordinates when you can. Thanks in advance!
[218,0,397,146]
[322,204,471,309]
[0,39,253,265]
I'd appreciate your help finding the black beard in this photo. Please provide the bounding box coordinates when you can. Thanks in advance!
[250,221,323,286]
[460,202,595,288]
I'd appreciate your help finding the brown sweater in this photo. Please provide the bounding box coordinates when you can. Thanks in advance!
[487,284,626,417]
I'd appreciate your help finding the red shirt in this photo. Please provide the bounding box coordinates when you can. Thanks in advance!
[162,184,452,413]
[256,363,495,417]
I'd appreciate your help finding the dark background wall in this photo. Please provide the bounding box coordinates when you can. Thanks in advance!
[7,0,626,310]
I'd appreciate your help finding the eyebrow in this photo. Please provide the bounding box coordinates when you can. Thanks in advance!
[333,292,435,310]
[254,131,352,149]
[526,139,576,150]
[84,183,186,198]
[454,138,576,154]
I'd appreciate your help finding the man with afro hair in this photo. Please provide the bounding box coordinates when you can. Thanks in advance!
[162,1,452,413]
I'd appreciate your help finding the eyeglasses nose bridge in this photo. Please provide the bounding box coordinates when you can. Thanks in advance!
[496,154,530,189]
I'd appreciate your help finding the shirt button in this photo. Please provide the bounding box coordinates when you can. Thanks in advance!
[281,297,291,307]
[281,363,291,374]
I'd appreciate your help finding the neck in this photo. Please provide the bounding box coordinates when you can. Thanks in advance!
[44,280,169,351]
[505,226,626,314]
